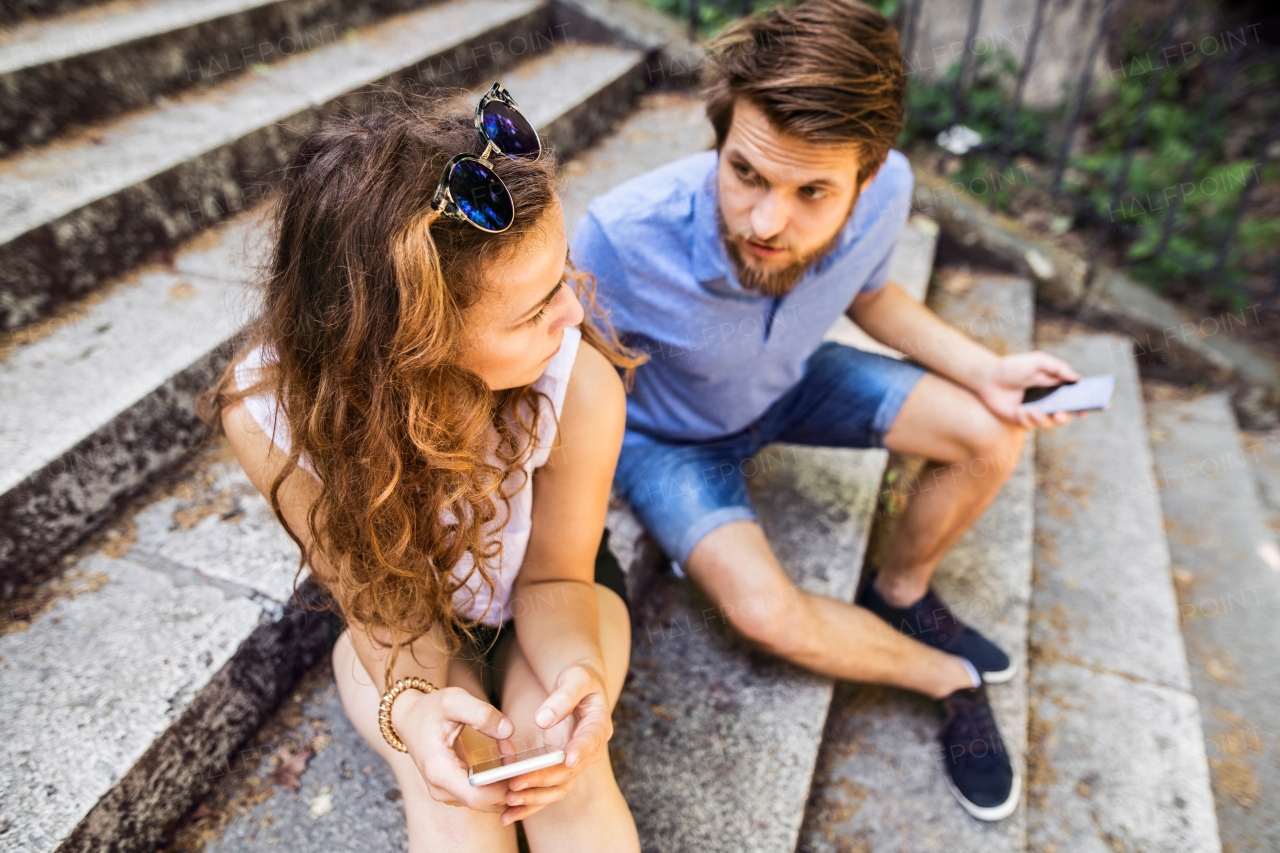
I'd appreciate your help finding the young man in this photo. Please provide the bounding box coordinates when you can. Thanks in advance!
[570,0,1081,821]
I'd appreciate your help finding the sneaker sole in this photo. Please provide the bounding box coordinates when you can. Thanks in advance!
[940,758,1022,822]
[980,659,1018,684]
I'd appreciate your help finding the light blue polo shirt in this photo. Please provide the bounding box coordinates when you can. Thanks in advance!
[570,147,914,447]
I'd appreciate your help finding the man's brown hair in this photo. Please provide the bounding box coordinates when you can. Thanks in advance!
[702,0,906,179]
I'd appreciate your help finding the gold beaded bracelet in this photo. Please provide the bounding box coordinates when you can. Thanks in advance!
[377,677,438,753]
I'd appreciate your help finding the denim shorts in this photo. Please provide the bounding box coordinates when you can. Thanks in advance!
[613,342,927,570]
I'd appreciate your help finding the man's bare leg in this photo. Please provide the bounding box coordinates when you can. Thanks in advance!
[683,520,975,699]
[875,373,1027,607]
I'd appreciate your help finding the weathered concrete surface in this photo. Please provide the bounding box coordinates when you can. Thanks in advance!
[1243,425,1280,532]
[800,274,1035,851]
[0,0,103,26]
[492,41,647,169]
[0,42,645,592]
[0,0,439,155]
[0,555,262,853]
[613,446,887,853]
[0,440,339,853]
[0,0,552,331]
[1028,333,1220,852]
[560,89,714,235]
[0,263,244,595]
[1148,394,1280,852]
[1029,662,1223,853]
[552,0,702,90]
[1032,335,1193,690]
[166,659,411,853]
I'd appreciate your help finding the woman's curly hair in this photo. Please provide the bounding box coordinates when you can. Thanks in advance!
[197,86,644,691]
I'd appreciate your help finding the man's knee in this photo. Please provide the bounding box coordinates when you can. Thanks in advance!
[966,414,1026,470]
[722,586,811,655]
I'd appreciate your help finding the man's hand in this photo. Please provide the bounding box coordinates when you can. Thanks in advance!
[976,352,1085,429]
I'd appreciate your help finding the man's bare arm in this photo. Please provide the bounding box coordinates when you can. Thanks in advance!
[845,281,1082,429]
[846,280,999,390]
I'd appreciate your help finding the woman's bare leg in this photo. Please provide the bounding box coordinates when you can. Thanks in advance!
[493,584,640,853]
[332,627,519,853]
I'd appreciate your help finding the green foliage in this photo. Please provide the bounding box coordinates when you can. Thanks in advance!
[634,0,801,39]
[633,0,897,40]
[903,43,1278,297]
[1067,59,1276,292]
[900,49,1055,159]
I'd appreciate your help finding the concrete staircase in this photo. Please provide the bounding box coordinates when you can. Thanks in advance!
[1147,395,1280,851]
[1025,332,1221,851]
[0,0,1249,851]
[799,272,1036,852]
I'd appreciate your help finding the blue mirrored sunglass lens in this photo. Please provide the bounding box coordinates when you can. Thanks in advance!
[481,102,539,159]
[448,159,513,231]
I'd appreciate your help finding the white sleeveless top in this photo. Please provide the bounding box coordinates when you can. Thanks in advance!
[234,325,583,627]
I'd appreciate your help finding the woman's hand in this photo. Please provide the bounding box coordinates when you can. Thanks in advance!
[498,662,614,825]
[976,351,1087,429]
[395,686,517,813]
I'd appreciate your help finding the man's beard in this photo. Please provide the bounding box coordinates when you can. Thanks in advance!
[715,196,855,299]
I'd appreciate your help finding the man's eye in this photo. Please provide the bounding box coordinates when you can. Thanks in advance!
[801,186,825,199]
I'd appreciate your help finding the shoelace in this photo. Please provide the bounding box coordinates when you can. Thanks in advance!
[942,688,1005,758]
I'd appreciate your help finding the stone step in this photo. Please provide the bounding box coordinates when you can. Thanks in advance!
[1244,424,1280,531]
[0,0,106,26]
[1147,393,1280,852]
[158,652,414,852]
[1026,332,1221,851]
[798,272,1035,851]
[0,37,648,595]
[0,438,338,853]
[0,0,560,332]
[0,0,443,156]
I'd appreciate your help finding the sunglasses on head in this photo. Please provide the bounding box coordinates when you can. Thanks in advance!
[428,81,541,233]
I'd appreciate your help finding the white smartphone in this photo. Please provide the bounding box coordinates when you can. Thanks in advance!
[1021,375,1116,414]
[468,745,565,787]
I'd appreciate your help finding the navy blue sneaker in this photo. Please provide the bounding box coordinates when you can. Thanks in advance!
[938,684,1020,821]
[858,570,1015,683]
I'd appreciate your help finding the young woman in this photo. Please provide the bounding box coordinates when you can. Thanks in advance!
[199,86,645,851]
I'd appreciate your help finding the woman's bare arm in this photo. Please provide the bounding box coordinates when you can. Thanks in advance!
[511,339,626,724]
